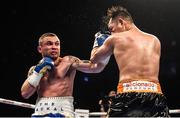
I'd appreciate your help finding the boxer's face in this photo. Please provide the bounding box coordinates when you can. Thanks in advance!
[108,17,125,33]
[38,36,60,60]
[108,18,116,33]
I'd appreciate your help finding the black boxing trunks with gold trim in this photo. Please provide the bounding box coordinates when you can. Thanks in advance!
[108,92,169,117]
[108,80,169,117]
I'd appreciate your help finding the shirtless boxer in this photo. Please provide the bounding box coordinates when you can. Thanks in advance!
[90,5,169,117]
[21,33,96,117]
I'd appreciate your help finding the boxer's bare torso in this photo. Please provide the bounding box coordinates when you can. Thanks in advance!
[28,56,77,97]
[91,26,161,83]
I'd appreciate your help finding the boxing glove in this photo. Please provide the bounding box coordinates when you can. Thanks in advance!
[34,57,54,74]
[93,31,111,48]
[27,57,54,88]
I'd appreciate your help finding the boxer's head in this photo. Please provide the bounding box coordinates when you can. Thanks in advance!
[107,5,133,33]
[38,32,60,60]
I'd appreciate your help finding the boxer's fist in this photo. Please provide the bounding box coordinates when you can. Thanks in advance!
[34,57,54,74]
[93,31,111,48]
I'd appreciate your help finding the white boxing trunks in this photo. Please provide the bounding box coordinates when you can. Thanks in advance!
[32,96,74,117]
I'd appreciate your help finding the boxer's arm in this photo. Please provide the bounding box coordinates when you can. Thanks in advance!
[71,58,105,73]
[73,32,112,73]
[21,66,37,99]
[73,60,98,73]
[21,57,54,99]
[90,36,113,67]
[70,57,95,72]
[88,31,112,71]
[78,60,110,73]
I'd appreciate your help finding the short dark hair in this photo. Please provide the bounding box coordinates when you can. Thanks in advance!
[107,5,133,23]
[38,32,58,45]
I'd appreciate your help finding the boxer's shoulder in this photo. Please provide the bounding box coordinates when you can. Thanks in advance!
[62,55,72,60]
[59,56,76,64]
[54,57,62,66]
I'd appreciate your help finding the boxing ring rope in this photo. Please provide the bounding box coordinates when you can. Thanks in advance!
[0,98,35,109]
[0,97,180,116]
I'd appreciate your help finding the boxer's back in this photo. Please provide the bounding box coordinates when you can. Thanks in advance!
[113,29,161,82]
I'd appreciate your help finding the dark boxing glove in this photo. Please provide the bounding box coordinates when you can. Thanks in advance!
[27,57,54,87]
[34,57,54,74]
[93,31,111,48]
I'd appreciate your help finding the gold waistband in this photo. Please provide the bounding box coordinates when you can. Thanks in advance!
[117,80,162,94]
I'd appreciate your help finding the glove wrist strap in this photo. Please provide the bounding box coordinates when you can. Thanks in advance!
[27,71,43,88]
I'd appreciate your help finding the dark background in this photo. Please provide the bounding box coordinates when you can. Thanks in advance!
[1,0,179,117]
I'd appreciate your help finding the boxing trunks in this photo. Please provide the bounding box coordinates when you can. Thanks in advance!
[108,80,169,117]
[31,96,74,118]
